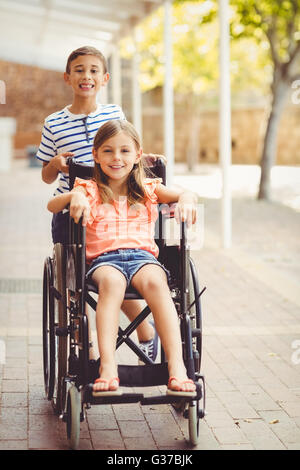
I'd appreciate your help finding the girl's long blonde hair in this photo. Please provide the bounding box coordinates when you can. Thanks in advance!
[92,120,146,205]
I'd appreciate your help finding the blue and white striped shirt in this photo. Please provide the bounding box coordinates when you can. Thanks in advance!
[36,103,126,196]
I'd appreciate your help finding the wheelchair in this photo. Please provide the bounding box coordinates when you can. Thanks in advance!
[42,157,206,449]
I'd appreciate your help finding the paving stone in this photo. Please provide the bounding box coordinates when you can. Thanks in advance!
[0,440,28,450]
[238,418,286,450]
[123,436,157,450]
[259,410,300,444]
[212,424,250,446]
[90,429,126,450]
[1,392,27,408]
[0,408,28,440]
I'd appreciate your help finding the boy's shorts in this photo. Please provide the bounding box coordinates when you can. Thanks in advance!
[52,211,69,245]
[86,249,170,287]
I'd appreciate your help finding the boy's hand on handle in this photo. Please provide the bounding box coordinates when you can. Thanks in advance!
[70,191,90,226]
[142,153,167,165]
[53,152,74,173]
[175,193,197,228]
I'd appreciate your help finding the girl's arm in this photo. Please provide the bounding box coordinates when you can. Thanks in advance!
[47,186,91,226]
[155,184,198,227]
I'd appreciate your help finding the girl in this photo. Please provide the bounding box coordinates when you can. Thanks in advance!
[47,120,197,396]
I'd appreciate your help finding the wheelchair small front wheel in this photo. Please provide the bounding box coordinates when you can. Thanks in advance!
[66,385,81,450]
[188,400,200,446]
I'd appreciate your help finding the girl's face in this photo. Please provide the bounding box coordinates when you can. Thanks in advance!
[93,131,142,183]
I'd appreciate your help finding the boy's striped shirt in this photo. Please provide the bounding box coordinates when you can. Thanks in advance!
[36,103,125,196]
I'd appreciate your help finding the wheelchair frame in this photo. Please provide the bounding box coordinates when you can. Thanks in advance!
[42,158,206,449]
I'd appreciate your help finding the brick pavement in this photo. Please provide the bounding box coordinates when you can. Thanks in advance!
[0,161,299,450]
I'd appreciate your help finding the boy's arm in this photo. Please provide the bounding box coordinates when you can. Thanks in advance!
[42,152,74,184]
[155,184,197,226]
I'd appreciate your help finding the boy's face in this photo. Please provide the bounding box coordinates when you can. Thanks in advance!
[64,55,109,98]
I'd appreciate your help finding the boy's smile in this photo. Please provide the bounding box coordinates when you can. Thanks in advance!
[64,55,109,98]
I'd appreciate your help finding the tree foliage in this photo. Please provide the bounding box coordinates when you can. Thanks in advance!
[230,0,300,86]
[230,0,300,199]
[121,0,272,101]
[121,0,300,199]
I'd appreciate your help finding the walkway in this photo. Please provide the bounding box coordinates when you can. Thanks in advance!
[0,160,299,450]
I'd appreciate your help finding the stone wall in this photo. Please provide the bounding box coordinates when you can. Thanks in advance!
[0,60,299,165]
[0,60,73,157]
[141,87,300,166]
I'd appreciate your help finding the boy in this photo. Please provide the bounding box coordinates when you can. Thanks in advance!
[36,46,158,361]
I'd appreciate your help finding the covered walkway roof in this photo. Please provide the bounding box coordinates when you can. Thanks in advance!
[0,0,164,71]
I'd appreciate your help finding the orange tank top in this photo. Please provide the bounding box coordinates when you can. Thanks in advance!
[74,177,162,262]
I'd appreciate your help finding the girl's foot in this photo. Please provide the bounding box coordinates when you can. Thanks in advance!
[167,363,196,395]
[167,376,196,393]
[93,365,119,393]
[93,376,119,392]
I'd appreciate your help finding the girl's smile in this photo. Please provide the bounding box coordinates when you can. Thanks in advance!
[93,131,142,183]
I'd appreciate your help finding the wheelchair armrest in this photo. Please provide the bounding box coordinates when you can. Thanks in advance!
[160,202,176,219]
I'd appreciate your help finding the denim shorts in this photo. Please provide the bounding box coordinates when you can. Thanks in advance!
[86,249,170,287]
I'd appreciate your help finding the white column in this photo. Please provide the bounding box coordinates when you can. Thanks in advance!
[111,46,122,106]
[0,117,16,172]
[163,0,174,185]
[132,29,142,138]
[219,0,232,248]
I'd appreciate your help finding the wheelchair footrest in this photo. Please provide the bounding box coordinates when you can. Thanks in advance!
[119,363,169,387]
[83,386,202,406]
[89,360,170,387]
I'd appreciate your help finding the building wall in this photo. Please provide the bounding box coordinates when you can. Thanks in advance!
[142,88,300,166]
[0,60,299,165]
[0,60,73,157]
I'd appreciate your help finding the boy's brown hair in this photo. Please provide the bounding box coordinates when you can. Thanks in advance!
[65,46,108,74]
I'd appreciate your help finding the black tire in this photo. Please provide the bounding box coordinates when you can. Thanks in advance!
[189,258,202,373]
[188,259,203,445]
[52,243,68,415]
[42,256,55,400]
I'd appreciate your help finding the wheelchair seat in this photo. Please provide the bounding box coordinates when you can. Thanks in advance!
[86,279,143,299]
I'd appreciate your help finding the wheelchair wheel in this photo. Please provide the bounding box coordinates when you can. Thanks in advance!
[188,400,200,446]
[43,256,55,400]
[189,258,202,373]
[52,244,68,416]
[66,385,81,450]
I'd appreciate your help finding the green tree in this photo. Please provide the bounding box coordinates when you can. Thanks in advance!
[230,0,300,199]
[122,1,299,200]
